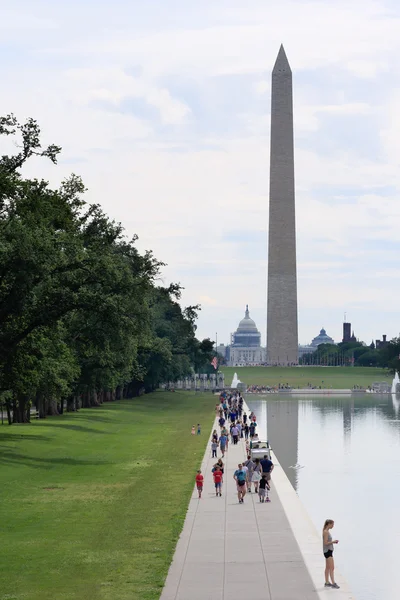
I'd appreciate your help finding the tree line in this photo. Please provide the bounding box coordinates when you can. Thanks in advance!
[300,339,400,370]
[0,115,214,425]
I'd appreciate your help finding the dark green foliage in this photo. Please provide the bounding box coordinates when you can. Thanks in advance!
[300,338,400,370]
[0,115,213,423]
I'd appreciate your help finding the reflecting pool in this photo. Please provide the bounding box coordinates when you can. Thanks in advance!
[246,394,400,600]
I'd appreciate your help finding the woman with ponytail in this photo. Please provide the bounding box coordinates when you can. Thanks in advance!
[322,519,340,589]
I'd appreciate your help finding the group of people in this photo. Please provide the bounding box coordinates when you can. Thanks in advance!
[246,383,293,393]
[194,389,341,589]
[195,392,274,505]
[232,455,273,504]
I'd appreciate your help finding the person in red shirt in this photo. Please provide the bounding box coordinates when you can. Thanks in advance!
[195,470,204,498]
[213,466,223,497]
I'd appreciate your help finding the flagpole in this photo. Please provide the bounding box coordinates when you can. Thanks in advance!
[214,332,219,390]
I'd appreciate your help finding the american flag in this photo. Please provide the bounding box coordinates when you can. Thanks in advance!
[211,356,218,370]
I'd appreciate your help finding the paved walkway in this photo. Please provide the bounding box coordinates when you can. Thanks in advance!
[161,410,330,600]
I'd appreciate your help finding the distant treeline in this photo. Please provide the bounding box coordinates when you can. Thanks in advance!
[0,115,214,424]
[300,339,400,369]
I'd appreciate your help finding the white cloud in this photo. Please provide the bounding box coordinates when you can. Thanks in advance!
[66,67,190,125]
[1,0,400,346]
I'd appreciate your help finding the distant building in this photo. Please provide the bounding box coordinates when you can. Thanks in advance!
[224,306,266,366]
[298,327,335,359]
[376,335,388,350]
[342,321,356,343]
[298,344,314,359]
[311,328,334,347]
[343,322,351,343]
[216,344,227,360]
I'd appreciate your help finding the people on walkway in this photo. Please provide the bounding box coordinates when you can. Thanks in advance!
[196,398,272,507]
[323,519,340,589]
[195,470,203,499]
[244,457,255,491]
[211,439,218,458]
[213,466,223,496]
[260,454,274,482]
[259,474,270,502]
[231,424,239,444]
[219,433,227,457]
[252,459,262,493]
[213,458,224,482]
[233,463,247,503]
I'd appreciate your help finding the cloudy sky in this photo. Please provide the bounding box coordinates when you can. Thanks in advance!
[1,0,399,347]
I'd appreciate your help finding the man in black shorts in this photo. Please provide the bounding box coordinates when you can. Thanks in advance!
[260,454,274,482]
[233,463,247,503]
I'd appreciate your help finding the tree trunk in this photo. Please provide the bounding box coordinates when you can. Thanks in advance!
[91,390,100,407]
[14,395,30,423]
[12,398,17,423]
[37,392,45,419]
[5,400,12,425]
[67,395,77,412]
[47,399,59,416]
[82,390,91,408]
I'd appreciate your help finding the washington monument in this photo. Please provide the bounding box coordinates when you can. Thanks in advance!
[267,45,298,365]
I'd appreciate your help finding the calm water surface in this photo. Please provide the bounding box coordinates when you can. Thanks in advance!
[246,394,400,600]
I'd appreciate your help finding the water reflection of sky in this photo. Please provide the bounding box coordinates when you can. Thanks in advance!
[246,394,400,600]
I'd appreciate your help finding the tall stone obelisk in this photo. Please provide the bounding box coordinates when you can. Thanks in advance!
[267,45,298,366]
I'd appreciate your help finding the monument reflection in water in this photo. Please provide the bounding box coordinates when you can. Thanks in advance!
[246,393,400,600]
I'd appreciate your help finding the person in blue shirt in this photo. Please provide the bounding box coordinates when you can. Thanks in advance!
[260,455,274,483]
[233,463,247,503]
[219,434,227,457]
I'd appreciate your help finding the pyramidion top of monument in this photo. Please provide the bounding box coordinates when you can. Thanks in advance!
[272,44,291,75]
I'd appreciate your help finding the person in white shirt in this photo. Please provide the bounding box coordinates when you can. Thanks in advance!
[231,425,239,445]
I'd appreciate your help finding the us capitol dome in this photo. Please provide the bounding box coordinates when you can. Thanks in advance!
[217,306,266,366]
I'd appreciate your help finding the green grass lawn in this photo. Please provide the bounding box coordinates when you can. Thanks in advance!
[0,391,214,600]
[221,366,390,389]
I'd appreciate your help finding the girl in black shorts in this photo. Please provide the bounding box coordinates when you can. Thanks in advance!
[322,519,340,589]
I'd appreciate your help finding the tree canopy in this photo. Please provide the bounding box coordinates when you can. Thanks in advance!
[0,115,214,424]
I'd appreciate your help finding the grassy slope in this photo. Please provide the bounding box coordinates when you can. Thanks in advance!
[221,366,389,389]
[0,392,214,600]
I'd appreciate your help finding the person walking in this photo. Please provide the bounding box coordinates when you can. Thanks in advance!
[233,463,247,504]
[260,454,274,483]
[244,457,255,492]
[197,423,201,435]
[211,439,218,458]
[244,422,249,440]
[323,519,340,589]
[218,415,225,429]
[212,429,218,443]
[195,470,203,499]
[251,458,262,493]
[231,424,239,445]
[213,466,223,496]
[191,425,195,435]
[213,458,224,482]
[259,475,270,503]
[219,433,227,457]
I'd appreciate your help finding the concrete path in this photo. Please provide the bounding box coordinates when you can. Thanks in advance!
[160,410,341,600]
